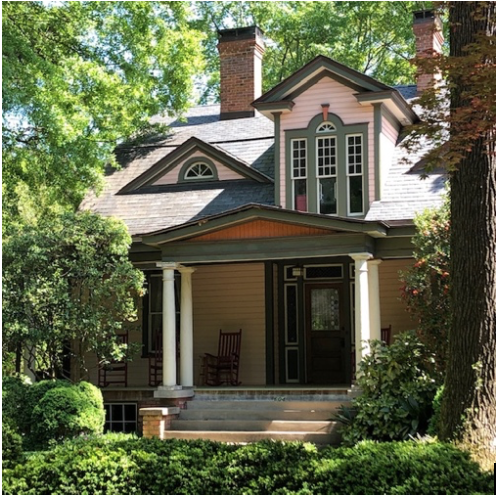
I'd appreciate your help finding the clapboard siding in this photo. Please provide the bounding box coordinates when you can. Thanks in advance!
[379,258,416,339]
[192,263,266,385]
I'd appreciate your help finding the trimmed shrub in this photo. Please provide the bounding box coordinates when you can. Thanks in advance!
[30,382,104,448]
[337,331,438,444]
[2,436,492,495]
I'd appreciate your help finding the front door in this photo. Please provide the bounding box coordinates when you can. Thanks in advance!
[305,283,346,384]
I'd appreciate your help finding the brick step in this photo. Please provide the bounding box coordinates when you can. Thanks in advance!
[186,400,348,411]
[162,430,341,445]
[179,408,338,421]
[170,419,338,432]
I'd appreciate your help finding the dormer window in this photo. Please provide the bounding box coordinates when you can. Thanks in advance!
[285,113,368,217]
[184,162,215,180]
[178,158,219,183]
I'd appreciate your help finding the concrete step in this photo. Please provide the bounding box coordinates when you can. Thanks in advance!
[162,429,341,445]
[179,408,337,421]
[170,419,337,432]
[186,400,347,412]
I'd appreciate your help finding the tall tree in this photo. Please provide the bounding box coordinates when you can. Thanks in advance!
[439,2,496,466]
[194,1,430,103]
[2,1,203,230]
[3,212,145,379]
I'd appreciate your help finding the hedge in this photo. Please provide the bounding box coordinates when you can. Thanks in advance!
[2,436,493,495]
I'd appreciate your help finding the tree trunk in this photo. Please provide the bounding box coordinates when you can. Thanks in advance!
[440,2,496,466]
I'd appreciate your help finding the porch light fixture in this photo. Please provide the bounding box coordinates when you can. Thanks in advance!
[292,267,304,277]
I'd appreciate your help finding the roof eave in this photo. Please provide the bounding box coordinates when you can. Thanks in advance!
[355,91,419,125]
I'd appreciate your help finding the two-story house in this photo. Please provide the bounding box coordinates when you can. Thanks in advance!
[81,11,446,429]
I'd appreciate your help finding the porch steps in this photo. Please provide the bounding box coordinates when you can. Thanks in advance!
[163,397,350,445]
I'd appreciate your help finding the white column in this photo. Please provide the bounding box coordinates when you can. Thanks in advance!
[368,260,382,342]
[178,267,195,388]
[350,253,373,374]
[158,262,177,388]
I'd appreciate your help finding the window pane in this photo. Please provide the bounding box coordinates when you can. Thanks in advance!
[150,315,162,351]
[317,137,337,177]
[285,285,298,344]
[149,276,162,313]
[349,176,363,213]
[124,404,137,421]
[311,288,340,331]
[347,135,363,175]
[319,177,337,214]
[291,139,307,178]
[111,404,123,421]
[294,179,307,212]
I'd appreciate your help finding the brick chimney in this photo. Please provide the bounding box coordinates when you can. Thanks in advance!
[413,10,444,93]
[217,26,265,120]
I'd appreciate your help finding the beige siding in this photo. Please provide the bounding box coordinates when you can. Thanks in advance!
[86,263,266,388]
[379,258,417,340]
[192,263,266,385]
[152,151,244,185]
[279,76,374,209]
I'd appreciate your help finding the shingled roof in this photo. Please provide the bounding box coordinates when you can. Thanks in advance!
[82,87,445,236]
[80,105,275,236]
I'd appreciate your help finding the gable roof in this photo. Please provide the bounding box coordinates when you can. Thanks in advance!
[253,55,418,125]
[119,136,273,193]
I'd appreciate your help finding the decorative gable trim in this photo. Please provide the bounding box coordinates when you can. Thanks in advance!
[253,55,391,106]
[118,137,273,194]
[185,219,336,242]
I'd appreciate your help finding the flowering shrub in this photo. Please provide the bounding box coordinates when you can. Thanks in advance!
[400,195,450,377]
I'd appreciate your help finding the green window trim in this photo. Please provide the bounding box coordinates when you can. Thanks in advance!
[285,113,368,217]
[178,157,219,183]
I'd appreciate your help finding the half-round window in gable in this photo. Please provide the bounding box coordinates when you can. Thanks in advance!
[184,162,215,180]
[316,122,336,133]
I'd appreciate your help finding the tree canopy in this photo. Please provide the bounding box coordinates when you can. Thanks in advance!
[2,1,203,229]
[194,1,430,103]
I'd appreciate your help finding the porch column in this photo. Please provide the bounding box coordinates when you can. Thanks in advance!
[368,259,382,342]
[350,253,373,374]
[178,267,195,387]
[157,262,177,388]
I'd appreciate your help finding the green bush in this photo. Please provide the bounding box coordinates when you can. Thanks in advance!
[2,436,492,495]
[2,375,30,434]
[30,382,104,448]
[427,384,444,436]
[337,331,438,444]
[2,377,105,449]
[2,421,25,470]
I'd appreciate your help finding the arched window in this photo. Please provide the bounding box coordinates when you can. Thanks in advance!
[184,162,215,180]
[316,122,336,133]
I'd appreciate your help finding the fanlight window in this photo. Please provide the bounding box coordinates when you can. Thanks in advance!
[316,122,336,133]
[184,162,214,180]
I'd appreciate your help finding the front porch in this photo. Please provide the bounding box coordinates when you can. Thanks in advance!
[88,206,414,414]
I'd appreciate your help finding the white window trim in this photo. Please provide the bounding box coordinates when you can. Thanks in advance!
[346,133,364,216]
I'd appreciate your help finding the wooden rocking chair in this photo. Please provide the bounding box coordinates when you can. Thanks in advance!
[148,332,163,387]
[202,329,242,386]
